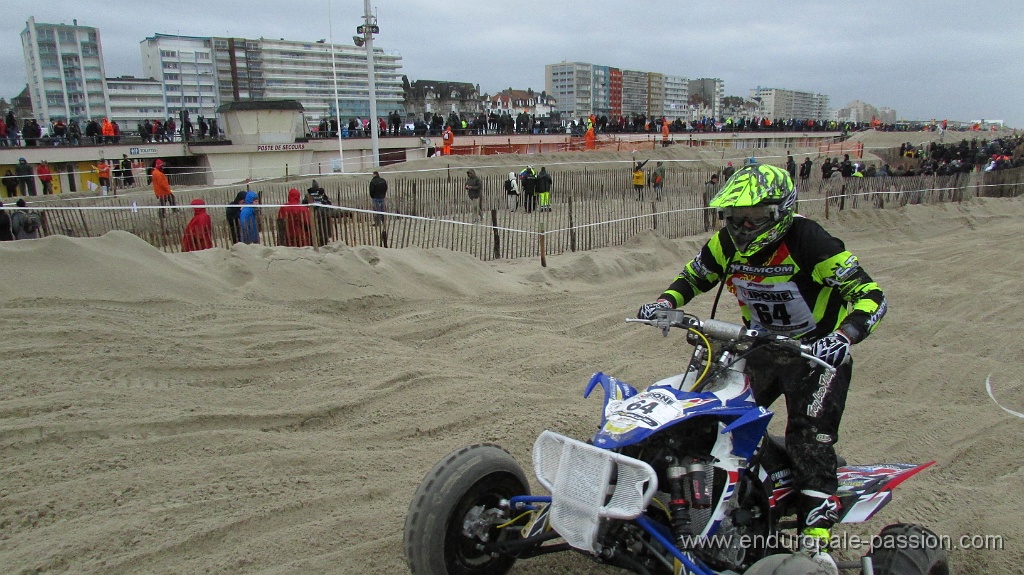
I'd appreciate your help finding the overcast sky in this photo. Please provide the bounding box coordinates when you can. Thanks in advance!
[3,0,1022,127]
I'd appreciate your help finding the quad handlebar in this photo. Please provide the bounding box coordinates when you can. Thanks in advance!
[628,309,835,372]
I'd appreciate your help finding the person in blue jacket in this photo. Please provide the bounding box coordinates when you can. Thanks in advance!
[239,190,261,244]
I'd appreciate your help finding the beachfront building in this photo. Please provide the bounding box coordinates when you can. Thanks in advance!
[106,76,166,127]
[484,89,556,117]
[140,35,220,125]
[403,80,481,120]
[688,78,725,120]
[20,17,111,125]
[208,36,405,122]
[546,61,693,123]
[750,87,829,121]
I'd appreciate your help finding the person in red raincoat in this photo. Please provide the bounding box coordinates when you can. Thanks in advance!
[181,199,214,252]
[277,188,311,247]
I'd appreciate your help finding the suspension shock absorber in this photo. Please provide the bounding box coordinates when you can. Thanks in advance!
[687,461,711,509]
[666,459,694,548]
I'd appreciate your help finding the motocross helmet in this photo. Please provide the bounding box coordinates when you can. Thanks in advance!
[709,163,797,256]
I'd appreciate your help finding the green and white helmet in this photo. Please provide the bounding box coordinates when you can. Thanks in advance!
[709,163,797,256]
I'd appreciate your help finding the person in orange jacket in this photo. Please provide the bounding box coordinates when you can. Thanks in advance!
[181,198,214,252]
[101,118,115,143]
[151,159,177,210]
[584,125,596,150]
[661,117,670,147]
[93,159,112,195]
[442,124,454,155]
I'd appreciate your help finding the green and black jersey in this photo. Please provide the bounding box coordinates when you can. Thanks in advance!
[659,216,886,343]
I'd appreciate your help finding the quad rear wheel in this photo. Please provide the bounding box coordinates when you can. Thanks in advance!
[404,443,529,575]
[866,523,950,575]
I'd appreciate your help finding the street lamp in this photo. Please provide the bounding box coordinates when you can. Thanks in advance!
[358,1,380,168]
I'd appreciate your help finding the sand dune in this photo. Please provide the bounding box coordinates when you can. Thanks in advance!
[2,187,1023,573]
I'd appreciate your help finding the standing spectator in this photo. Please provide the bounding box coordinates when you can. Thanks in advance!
[652,161,666,201]
[93,158,112,195]
[22,119,39,147]
[584,124,596,149]
[151,159,177,210]
[368,171,388,226]
[703,173,720,231]
[661,118,670,147]
[85,119,100,144]
[0,200,13,241]
[67,119,81,145]
[2,170,18,197]
[799,157,813,183]
[442,124,454,155]
[101,118,115,143]
[536,166,553,212]
[504,171,519,212]
[15,158,36,196]
[4,110,17,146]
[839,154,854,178]
[0,115,7,146]
[276,188,312,247]
[632,159,649,201]
[225,189,248,244]
[181,199,214,252]
[37,160,53,195]
[722,161,735,180]
[119,154,135,188]
[464,169,483,222]
[198,116,208,139]
[519,165,537,213]
[10,199,41,239]
[305,179,333,245]
[239,190,261,244]
[785,154,797,179]
[821,157,835,179]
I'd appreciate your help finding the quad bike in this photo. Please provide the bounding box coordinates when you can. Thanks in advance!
[405,310,949,574]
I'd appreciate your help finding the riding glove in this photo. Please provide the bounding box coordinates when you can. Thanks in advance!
[809,330,852,368]
[637,299,672,320]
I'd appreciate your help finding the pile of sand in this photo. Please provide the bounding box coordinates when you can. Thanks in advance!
[2,147,1022,574]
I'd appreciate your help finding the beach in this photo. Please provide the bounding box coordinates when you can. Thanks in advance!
[2,132,1023,574]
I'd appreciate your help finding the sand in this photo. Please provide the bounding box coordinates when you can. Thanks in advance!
[3,133,1023,575]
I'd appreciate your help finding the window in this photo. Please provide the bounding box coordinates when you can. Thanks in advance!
[165,73,179,81]
[161,50,178,58]
[163,61,178,69]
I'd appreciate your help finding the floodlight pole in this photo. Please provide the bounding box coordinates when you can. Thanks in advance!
[361,0,380,168]
[328,0,345,172]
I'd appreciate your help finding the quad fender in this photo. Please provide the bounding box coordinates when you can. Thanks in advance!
[836,462,936,524]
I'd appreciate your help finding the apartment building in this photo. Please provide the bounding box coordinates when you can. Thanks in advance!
[546,61,694,122]
[140,34,219,123]
[209,36,405,121]
[21,17,111,125]
[750,87,829,121]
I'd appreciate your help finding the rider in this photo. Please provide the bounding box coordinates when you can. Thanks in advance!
[637,162,887,551]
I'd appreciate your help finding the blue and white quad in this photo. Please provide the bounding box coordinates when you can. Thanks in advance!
[405,310,948,575]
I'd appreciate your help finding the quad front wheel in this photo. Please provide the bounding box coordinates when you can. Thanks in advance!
[404,443,529,575]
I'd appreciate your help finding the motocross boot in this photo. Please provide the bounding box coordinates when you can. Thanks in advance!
[798,490,839,552]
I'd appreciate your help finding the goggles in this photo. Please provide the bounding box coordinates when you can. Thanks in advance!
[722,205,778,229]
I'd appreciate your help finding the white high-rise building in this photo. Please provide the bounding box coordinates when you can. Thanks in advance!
[140,34,220,124]
[209,36,405,122]
[21,17,111,124]
[750,87,829,121]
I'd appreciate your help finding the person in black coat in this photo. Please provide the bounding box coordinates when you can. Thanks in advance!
[0,200,14,241]
[225,190,249,244]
